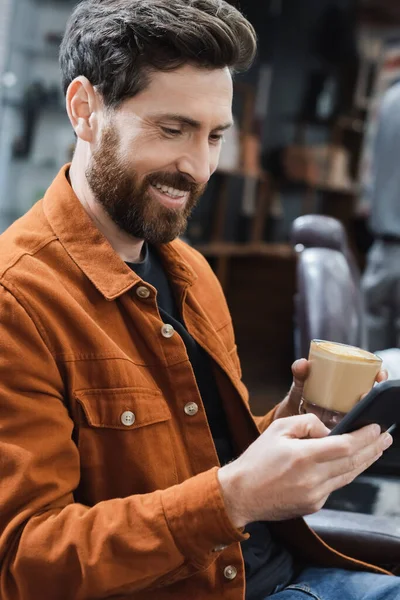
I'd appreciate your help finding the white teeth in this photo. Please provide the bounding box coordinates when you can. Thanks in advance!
[153,183,186,199]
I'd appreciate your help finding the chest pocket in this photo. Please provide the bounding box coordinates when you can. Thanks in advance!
[74,387,178,504]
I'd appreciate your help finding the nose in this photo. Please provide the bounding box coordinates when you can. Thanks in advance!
[176,139,213,185]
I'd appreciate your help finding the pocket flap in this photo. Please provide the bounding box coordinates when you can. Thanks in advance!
[75,387,171,430]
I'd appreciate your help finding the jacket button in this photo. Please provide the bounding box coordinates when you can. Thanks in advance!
[213,544,228,552]
[184,402,198,416]
[121,411,135,427]
[136,286,151,299]
[223,565,237,580]
[161,324,175,338]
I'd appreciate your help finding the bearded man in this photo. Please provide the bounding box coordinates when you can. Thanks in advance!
[0,1,398,599]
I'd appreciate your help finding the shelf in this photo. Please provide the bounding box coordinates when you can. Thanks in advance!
[282,114,366,134]
[282,178,357,196]
[310,184,357,196]
[194,242,294,259]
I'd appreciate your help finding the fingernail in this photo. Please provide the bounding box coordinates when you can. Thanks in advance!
[383,433,393,450]
[371,424,381,436]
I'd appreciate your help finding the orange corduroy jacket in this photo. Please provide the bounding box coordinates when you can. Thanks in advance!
[0,166,390,600]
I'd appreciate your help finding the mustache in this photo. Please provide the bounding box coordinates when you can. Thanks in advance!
[147,172,199,193]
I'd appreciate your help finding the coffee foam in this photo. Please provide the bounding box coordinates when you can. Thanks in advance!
[311,340,380,363]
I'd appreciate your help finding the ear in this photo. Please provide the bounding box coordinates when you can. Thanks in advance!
[66,76,102,143]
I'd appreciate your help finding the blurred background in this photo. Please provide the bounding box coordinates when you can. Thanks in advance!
[1,0,400,514]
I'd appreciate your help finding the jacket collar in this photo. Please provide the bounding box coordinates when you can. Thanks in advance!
[43,164,196,300]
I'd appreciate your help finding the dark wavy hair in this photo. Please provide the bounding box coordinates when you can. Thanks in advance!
[59,0,257,108]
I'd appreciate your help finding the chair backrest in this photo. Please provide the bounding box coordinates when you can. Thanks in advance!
[291,215,367,358]
[291,214,347,252]
[294,247,362,359]
[291,214,361,285]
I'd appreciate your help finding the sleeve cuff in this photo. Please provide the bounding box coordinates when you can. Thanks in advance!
[161,467,248,567]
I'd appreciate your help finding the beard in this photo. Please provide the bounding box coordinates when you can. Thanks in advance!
[86,127,206,245]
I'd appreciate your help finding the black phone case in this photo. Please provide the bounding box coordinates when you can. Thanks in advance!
[328,379,400,436]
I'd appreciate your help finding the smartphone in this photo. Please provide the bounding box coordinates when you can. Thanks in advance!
[328,379,400,436]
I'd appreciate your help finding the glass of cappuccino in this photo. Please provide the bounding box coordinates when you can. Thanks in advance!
[300,340,383,429]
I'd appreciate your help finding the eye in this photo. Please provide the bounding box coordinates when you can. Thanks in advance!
[209,133,224,144]
[161,127,182,137]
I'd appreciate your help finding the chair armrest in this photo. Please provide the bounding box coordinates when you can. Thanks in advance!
[305,509,400,570]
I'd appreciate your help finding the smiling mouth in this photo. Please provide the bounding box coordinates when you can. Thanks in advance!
[149,183,189,208]
[152,182,188,199]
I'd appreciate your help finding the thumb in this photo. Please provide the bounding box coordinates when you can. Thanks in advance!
[287,359,310,406]
[277,414,330,440]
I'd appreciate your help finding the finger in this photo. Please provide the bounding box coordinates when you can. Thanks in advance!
[360,374,387,400]
[288,359,310,406]
[322,448,386,497]
[304,423,382,462]
[275,413,330,439]
[376,369,388,383]
[321,432,393,480]
[291,358,310,385]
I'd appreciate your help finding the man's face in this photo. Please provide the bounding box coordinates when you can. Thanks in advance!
[86,64,233,245]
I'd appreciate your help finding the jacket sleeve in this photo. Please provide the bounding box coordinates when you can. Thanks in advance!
[0,285,246,600]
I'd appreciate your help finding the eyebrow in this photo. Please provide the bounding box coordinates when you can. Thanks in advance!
[151,113,233,132]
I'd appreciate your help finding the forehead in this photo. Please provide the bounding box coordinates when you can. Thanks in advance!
[119,64,234,127]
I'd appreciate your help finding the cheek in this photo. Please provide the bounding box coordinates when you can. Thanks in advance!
[210,146,222,173]
[128,140,182,175]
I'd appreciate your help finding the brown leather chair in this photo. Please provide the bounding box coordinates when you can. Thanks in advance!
[290,214,361,284]
[291,215,366,358]
[293,246,361,359]
[305,509,400,574]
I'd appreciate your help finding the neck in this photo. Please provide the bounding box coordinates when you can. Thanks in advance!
[68,145,145,263]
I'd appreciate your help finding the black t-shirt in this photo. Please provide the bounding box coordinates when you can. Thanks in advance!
[127,244,295,600]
